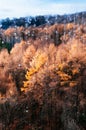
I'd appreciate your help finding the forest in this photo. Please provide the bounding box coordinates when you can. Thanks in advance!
[0,12,86,130]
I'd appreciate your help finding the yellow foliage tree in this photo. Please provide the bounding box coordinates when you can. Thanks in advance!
[21,50,48,92]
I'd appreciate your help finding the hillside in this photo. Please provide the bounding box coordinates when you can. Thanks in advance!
[0,12,86,130]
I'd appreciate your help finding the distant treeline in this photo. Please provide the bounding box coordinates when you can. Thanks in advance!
[1,11,86,29]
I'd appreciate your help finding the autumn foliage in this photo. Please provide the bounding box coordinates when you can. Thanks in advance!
[0,22,86,129]
[22,39,86,92]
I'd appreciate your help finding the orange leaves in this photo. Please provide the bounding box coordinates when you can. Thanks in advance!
[25,68,36,79]
[69,81,78,87]
[22,50,48,92]
[57,71,71,81]
[23,44,36,68]
[4,27,15,36]
[66,23,74,30]
[0,71,17,97]
[22,68,36,91]
[72,68,79,75]
[21,38,86,93]
[31,51,47,70]
[56,61,80,87]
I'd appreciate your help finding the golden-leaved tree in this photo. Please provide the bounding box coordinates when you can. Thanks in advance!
[22,38,86,93]
[21,49,48,92]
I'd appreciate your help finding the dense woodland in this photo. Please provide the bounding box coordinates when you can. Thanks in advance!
[0,12,86,130]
